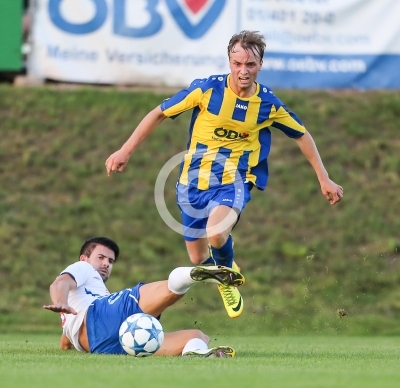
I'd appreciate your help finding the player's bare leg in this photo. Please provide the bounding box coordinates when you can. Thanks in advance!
[138,263,244,319]
[185,237,209,265]
[138,281,183,317]
[206,205,238,249]
[154,330,209,356]
[184,205,237,265]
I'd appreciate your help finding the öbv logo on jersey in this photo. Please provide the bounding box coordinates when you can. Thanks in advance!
[214,128,250,140]
[49,0,226,39]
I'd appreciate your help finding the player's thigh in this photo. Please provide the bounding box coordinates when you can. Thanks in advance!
[208,204,239,228]
[138,281,182,317]
[177,182,210,241]
[154,330,208,356]
[206,182,252,241]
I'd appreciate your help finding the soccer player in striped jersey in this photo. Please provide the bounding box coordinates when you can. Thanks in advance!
[105,31,343,319]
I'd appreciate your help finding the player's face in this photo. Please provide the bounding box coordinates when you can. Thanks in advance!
[81,244,115,282]
[229,44,262,97]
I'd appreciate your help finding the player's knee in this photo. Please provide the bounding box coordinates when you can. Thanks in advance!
[192,329,209,344]
[189,257,205,265]
[187,252,208,265]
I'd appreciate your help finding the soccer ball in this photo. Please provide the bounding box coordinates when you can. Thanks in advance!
[119,313,164,356]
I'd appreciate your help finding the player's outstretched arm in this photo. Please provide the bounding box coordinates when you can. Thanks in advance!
[105,105,167,176]
[295,131,343,205]
[43,273,78,315]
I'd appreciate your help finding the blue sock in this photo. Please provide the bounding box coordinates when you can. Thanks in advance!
[210,235,234,268]
[201,257,216,265]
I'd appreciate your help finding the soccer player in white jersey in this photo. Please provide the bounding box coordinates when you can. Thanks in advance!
[105,31,343,319]
[43,237,244,356]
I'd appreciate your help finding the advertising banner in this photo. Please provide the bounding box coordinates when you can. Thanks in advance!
[243,0,400,89]
[29,0,400,89]
[29,0,235,85]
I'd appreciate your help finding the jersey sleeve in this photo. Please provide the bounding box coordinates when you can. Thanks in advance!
[257,85,306,139]
[160,78,206,118]
[268,95,307,138]
[60,261,93,288]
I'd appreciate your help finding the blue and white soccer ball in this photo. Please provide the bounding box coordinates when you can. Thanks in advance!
[119,313,164,356]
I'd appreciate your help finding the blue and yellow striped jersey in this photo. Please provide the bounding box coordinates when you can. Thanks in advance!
[161,74,306,191]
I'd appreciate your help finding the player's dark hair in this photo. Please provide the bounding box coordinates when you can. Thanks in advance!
[227,30,266,62]
[79,237,120,261]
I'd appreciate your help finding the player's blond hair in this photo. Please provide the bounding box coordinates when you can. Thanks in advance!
[227,30,266,62]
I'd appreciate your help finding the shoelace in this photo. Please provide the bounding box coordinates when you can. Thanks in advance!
[219,285,237,306]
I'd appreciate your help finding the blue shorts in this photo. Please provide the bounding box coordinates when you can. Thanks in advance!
[86,283,150,354]
[176,182,253,241]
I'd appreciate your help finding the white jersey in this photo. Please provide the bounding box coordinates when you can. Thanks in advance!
[60,261,109,351]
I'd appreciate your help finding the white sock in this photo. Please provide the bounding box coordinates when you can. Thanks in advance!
[181,338,208,355]
[167,267,196,295]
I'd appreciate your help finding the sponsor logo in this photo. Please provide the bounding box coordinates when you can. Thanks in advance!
[232,296,243,312]
[49,0,226,39]
[167,0,227,39]
[214,127,250,140]
[222,198,232,202]
[235,103,248,110]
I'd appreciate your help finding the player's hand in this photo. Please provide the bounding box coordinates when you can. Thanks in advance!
[105,149,131,176]
[43,303,77,315]
[320,179,343,205]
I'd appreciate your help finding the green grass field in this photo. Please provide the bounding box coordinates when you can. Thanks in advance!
[1,334,400,388]
[1,86,400,386]
[1,85,400,333]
